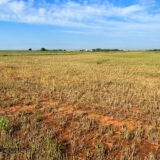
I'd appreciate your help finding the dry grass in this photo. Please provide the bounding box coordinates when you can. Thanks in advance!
[0,51,160,159]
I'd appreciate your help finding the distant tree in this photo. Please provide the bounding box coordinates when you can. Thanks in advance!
[41,48,47,51]
[92,48,121,52]
[152,49,160,51]
[28,48,32,51]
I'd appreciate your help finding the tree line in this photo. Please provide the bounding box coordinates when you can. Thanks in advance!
[28,48,123,52]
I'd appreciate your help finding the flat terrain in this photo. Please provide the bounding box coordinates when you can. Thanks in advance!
[0,51,160,159]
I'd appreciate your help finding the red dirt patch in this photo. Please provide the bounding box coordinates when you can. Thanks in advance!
[0,105,34,114]
[0,100,159,159]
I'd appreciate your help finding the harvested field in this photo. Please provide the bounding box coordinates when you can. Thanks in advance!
[0,51,160,159]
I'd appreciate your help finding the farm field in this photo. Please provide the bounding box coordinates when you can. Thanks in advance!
[0,51,160,160]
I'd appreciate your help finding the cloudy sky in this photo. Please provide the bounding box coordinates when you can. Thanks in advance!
[0,0,160,50]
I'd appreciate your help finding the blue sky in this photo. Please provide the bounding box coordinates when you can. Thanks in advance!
[0,0,160,50]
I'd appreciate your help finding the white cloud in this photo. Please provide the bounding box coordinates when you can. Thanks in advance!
[120,5,143,15]
[0,0,160,33]
[139,0,156,6]
[8,1,25,13]
[0,0,9,5]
